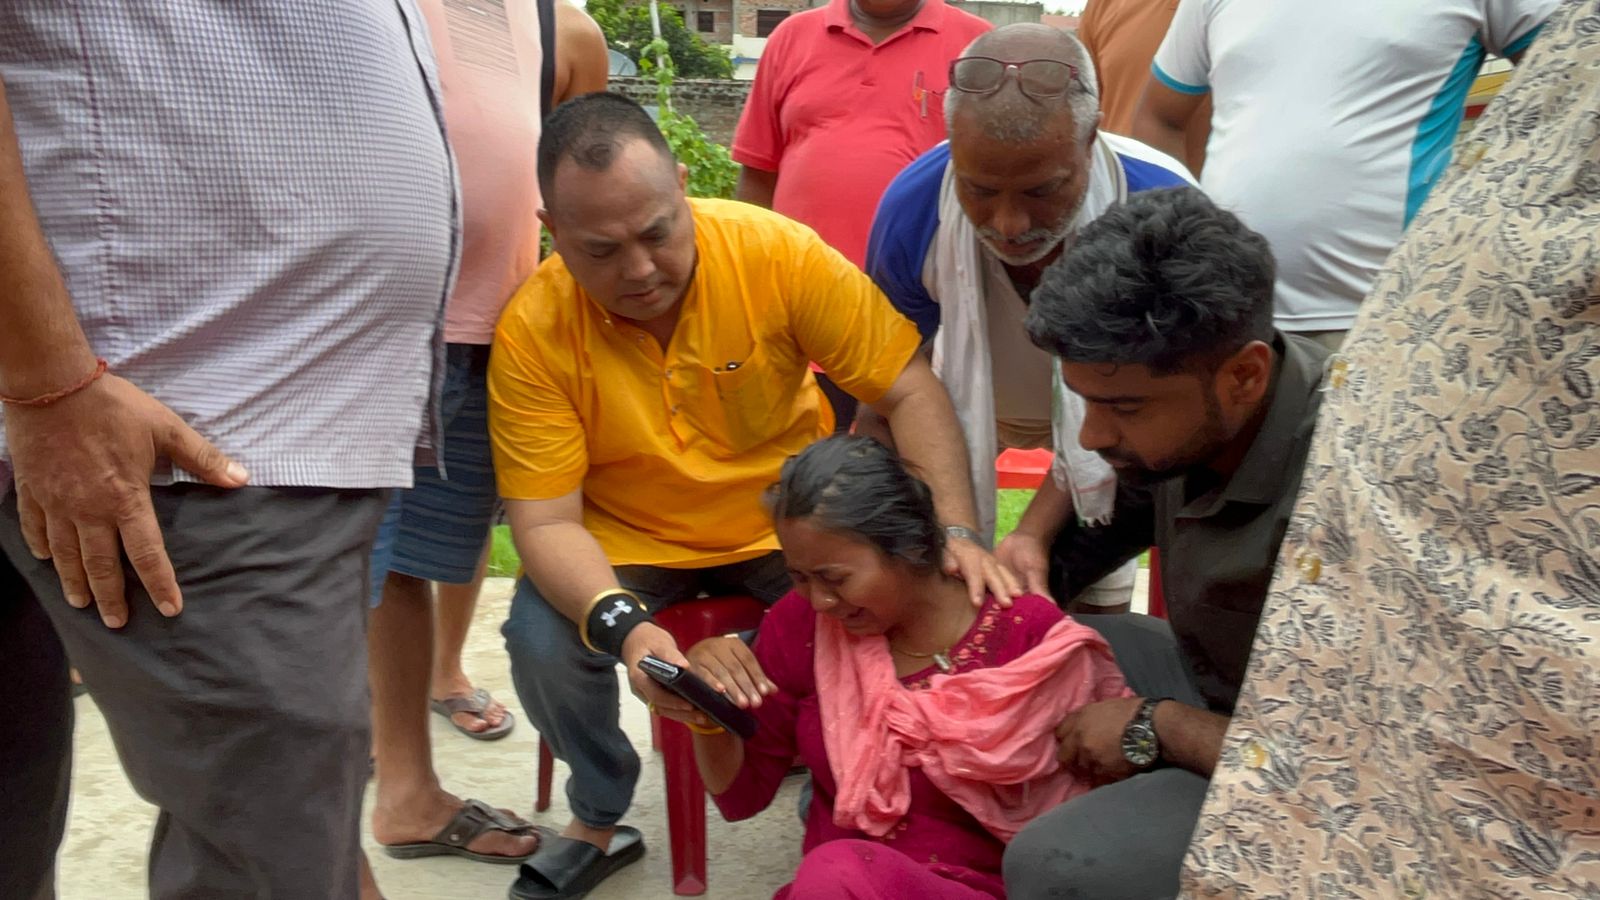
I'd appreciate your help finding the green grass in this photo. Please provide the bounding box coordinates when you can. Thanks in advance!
[489,525,520,578]
[995,488,1033,540]
[487,488,1147,576]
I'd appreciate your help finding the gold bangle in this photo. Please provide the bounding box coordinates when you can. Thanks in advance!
[685,721,727,736]
[578,587,645,654]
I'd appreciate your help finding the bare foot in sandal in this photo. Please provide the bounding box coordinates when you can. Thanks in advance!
[430,685,515,739]
[374,790,540,863]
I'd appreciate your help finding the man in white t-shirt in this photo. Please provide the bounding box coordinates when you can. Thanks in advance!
[1132,0,1555,349]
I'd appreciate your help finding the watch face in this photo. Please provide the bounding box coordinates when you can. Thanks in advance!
[1122,721,1159,768]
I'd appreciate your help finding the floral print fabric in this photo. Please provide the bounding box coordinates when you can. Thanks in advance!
[1183,2,1600,895]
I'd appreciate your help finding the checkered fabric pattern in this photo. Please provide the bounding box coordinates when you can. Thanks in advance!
[0,1,460,489]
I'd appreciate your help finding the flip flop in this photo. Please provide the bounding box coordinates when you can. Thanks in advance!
[382,799,541,864]
[431,687,516,741]
[508,826,646,899]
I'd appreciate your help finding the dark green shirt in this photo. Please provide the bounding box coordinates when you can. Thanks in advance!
[1059,334,1330,713]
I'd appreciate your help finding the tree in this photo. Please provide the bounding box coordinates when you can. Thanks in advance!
[641,41,739,198]
[588,0,734,79]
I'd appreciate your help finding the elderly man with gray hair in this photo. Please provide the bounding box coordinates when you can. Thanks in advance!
[861,24,1193,611]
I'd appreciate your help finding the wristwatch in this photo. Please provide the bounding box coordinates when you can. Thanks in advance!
[1121,697,1168,770]
[943,523,987,549]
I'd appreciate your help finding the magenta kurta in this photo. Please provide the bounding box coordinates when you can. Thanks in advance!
[712,592,1069,899]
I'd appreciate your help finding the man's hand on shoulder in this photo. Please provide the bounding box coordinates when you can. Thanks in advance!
[994,527,1052,599]
[942,526,1022,608]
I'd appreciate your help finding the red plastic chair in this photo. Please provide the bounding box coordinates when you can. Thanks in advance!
[534,595,767,897]
[536,740,554,813]
[651,596,768,894]
[1146,546,1166,619]
[996,447,1054,489]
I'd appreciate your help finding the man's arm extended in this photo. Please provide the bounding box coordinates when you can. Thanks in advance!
[504,492,696,715]
[0,79,246,629]
[994,474,1075,600]
[870,354,1021,606]
[853,343,933,450]
[1153,700,1230,776]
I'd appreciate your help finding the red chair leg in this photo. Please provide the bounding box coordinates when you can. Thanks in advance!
[649,595,767,896]
[659,717,708,895]
[1147,547,1167,620]
[536,738,554,813]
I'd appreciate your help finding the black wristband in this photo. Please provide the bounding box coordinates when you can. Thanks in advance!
[582,589,652,658]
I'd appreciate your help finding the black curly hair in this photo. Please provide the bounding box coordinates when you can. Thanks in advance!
[1025,187,1276,376]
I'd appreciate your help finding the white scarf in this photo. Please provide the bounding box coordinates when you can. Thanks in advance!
[926,134,1129,539]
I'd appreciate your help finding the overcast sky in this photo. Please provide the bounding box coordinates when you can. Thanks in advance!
[1043,0,1087,13]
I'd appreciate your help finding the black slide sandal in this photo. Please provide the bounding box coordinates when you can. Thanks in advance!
[508,826,646,899]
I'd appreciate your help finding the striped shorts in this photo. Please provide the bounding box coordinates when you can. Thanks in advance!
[369,343,500,604]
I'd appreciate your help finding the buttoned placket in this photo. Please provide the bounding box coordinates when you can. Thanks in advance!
[604,314,689,451]
[837,16,934,97]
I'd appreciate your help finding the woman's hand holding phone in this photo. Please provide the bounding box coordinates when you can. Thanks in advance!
[687,635,776,709]
[639,649,760,739]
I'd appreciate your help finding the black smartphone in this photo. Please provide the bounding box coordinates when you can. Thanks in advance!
[638,655,759,740]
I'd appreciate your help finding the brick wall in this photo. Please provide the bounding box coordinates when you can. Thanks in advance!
[735,0,814,39]
[610,76,754,147]
[948,0,1043,27]
[671,0,735,46]
[704,0,735,44]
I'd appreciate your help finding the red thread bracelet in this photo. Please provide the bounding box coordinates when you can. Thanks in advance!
[0,358,109,407]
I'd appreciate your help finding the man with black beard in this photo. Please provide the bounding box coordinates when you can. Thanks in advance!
[1003,187,1331,900]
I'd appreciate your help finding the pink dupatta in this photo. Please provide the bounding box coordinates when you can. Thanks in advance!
[816,611,1130,842]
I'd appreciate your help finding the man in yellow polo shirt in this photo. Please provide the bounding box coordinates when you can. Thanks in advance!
[490,93,1016,896]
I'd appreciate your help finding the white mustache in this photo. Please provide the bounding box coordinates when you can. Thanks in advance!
[977,227,1058,245]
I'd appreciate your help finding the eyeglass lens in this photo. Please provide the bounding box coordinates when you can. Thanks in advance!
[951,57,1074,98]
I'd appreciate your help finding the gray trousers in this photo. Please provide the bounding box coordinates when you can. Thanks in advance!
[502,553,790,828]
[0,486,386,900]
[1,553,71,900]
[1003,614,1214,900]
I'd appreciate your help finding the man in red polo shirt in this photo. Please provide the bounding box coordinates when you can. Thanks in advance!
[733,0,990,428]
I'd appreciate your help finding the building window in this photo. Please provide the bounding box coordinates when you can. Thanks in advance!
[697,10,715,31]
[755,9,790,37]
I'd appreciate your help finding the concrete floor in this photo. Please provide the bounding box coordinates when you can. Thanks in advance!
[56,577,804,900]
[56,572,1148,899]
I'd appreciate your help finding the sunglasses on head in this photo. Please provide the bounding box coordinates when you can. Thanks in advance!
[947,56,1081,100]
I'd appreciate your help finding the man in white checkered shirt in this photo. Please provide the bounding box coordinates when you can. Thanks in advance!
[0,3,458,898]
